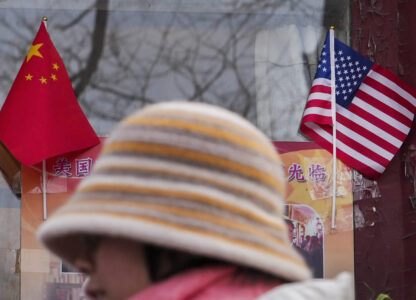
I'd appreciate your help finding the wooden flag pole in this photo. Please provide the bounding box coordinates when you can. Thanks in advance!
[42,16,48,221]
[329,26,337,229]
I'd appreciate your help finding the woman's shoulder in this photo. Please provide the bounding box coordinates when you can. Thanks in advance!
[256,272,354,300]
[129,265,284,300]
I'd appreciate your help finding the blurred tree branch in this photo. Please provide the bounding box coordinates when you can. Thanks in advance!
[73,0,109,97]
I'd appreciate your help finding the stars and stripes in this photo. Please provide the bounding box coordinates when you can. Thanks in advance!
[300,32,416,178]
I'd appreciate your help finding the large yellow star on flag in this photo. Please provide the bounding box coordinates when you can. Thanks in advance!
[26,43,43,62]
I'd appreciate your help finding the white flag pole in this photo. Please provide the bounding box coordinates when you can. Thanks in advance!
[42,16,48,221]
[329,26,337,229]
[42,160,47,220]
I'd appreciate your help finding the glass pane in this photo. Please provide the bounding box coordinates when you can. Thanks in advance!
[0,172,20,300]
[0,0,349,140]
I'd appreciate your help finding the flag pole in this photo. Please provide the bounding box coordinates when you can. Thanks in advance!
[42,160,47,220]
[42,16,48,221]
[329,26,337,229]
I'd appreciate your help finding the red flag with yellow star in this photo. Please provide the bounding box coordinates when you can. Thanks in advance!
[0,21,99,165]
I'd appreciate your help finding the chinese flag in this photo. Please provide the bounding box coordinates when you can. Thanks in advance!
[0,21,99,165]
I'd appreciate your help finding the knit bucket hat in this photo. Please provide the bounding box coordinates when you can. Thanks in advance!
[37,101,311,282]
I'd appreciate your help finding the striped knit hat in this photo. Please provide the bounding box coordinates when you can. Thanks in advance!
[37,101,311,282]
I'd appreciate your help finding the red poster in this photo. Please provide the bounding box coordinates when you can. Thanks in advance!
[21,138,104,300]
[274,141,354,279]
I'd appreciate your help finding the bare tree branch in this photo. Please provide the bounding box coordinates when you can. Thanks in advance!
[74,0,109,97]
[56,3,95,31]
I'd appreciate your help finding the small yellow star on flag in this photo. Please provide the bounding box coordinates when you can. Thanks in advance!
[26,43,43,62]
[25,74,33,81]
[52,63,59,70]
[39,76,47,84]
[50,74,57,81]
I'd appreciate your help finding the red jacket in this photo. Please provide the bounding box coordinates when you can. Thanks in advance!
[129,266,281,300]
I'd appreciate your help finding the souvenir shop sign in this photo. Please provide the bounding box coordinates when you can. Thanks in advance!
[274,141,354,279]
[21,138,104,300]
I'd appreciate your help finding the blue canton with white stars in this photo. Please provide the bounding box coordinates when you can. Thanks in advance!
[315,34,374,108]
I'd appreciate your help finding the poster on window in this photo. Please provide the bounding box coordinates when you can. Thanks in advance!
[20,138,104,300]
[274,141,354,279]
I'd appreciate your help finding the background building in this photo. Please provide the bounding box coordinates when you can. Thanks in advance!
[0,1,414,299]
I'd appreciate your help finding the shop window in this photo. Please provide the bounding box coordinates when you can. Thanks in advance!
[0,0,349,140]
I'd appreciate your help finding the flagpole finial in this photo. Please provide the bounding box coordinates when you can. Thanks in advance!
[330,26,335,30]
[42,16,48,22]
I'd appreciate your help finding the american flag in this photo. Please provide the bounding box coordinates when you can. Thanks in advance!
[300,32,416,179]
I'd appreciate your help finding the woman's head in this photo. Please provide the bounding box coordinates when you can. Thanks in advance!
[74,236,150,300]
[75,234,283,300]
[37,101,311,287]
[70,234,217,300]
